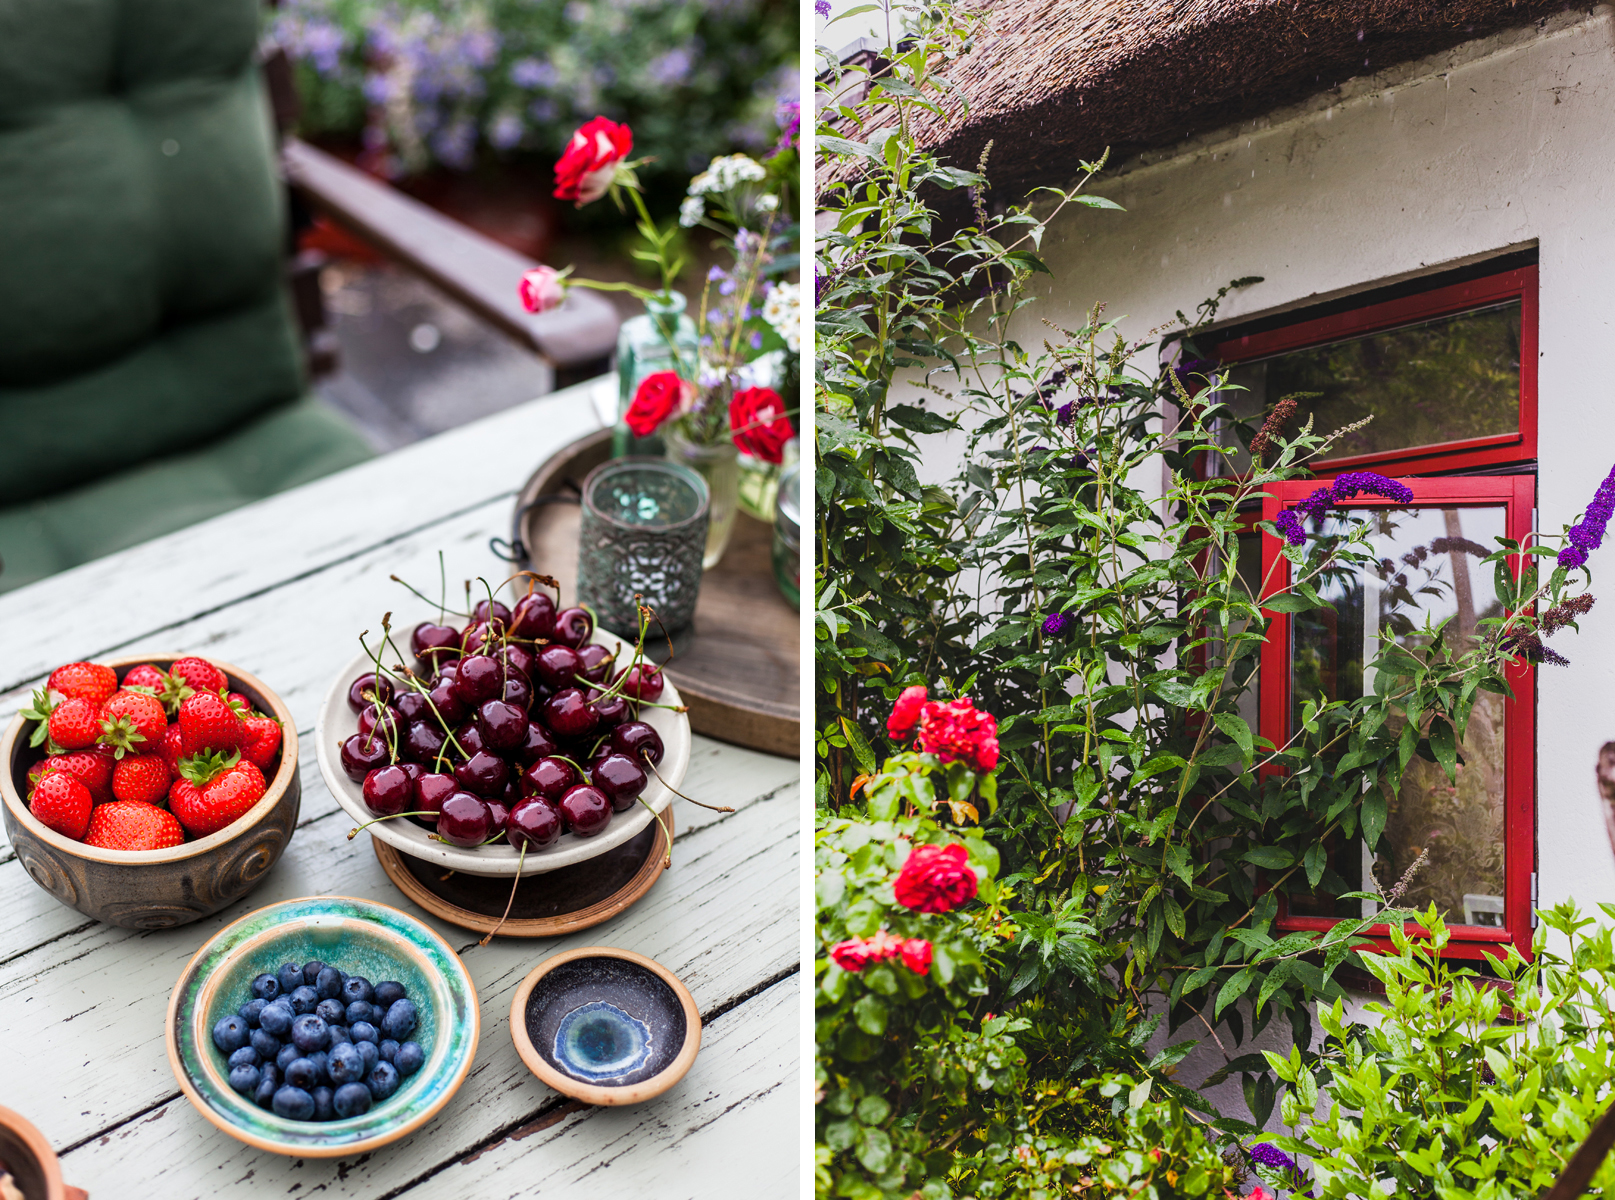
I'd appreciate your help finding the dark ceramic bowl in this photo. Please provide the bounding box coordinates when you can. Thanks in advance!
[0,1105,85,1200]
[0,655,300,930]
[509,947,700,1106]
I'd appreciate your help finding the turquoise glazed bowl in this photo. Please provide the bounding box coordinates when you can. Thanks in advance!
[165,896,479,1157]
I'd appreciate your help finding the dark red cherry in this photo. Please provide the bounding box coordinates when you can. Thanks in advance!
[401,721,447,766]
[578,644,615,683]
[513,720,559,765]
[552,607,594,648]
[590,752,648,812]
[347,673,394,715]
[451,654,504,705]
[558,784,613,836]
[397,760,424,788]
[510,592,556,641]
[426,675,467,726]
[542,688,599,739]
[358,704,403,741]
[476,699,528,752]
[484,796,511,836]
[454,749,509,798]
[610,721,664,766]
[588,689,629,727]
[414,772,458,827]
[435,662,460,684]
[473,598,513,628]
[436,791,492,847]
[410,622,461,671]
[460,619,507,656]
[500,777,521,805]
[614,662,665,703]
[521,756,579,803]
[362,764,415,817]
[453,722,487,758]
[534,644,584,690]
[501,673,533,712]
[506,797,562,850]
[395,689,432,724]
[341,732,391,782]
[499,642,536,683]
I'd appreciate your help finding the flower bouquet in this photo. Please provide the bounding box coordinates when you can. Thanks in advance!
[518,111,800,568]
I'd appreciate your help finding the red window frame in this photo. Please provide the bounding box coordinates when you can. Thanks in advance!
[1213,265,1538,475]
[1257,474,1536,962]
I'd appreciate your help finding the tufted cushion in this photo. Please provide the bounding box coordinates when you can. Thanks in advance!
[0,0,307,504]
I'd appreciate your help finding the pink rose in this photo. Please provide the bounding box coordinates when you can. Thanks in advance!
[893,843,978,914]
[898,938,933,975]
[518,266,565,314]
[887,685,928,740]
[553,116,633,205]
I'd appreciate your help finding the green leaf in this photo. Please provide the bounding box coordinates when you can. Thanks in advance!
[885,404,957,434]
[1303,841,1327,889]
[1215,967,1255,1018]
[841,717,876,775]
[1244,846,1296,870]
[1428,715,1458,785]
[1213,712,1254,765]
[853,993,888,1036]
[1262,591,1331,613]
[855,1126,893,1173]
[1361,788,1387,850]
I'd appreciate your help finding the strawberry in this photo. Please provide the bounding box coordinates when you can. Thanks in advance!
[19,687,59,751]
[169,657,228,696]
[29,773,92,841]
[178,691,244,755]
[48,696,105,751]
[112,753,170,804]
[99,690,168,758]
[241,715,283,771]
[84,800,185,851]
[47,662,118,705]
[159,723,186,772]
[37,748,115,802]
[122,663,168,693]
[226,692,255,715]
[173,752,263,838]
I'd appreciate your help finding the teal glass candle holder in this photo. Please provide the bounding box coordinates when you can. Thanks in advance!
[577,458,710,639]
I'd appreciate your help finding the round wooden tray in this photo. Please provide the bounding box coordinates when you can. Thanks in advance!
[372,811,671,938]
[506,427,798,758]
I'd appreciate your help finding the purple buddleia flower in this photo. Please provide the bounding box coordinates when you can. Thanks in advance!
[1272,471,1413,548]
[1294,486,1337,523]
[510,57,557,89]
[1042,612,1072,637]
[1273,510,1307,546]
[1503,633,1571,666]
[774,98,801,156]
[1333,470,1415,505]
[1248,1141,1311,1192]
[1560,461,1615,568]
[1056,401,1076,427]
[815,0,831,15]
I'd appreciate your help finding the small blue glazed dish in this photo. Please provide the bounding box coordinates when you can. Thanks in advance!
[509,946,700,1106]
[165,896,479,1157]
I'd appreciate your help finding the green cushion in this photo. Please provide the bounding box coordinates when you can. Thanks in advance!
[0,395,375,594]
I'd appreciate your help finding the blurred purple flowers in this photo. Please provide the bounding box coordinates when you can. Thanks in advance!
[1271,472,1414,547]
[1042,612,1072,637]
[815,0,832,14]
[774,99,801,156]
[1558,461,1615,569]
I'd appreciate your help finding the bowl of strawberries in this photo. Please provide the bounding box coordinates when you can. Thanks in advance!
[0,655,300,930]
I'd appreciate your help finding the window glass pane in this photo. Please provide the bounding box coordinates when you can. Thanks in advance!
[1287,506,1507,927]
[1215,301,1521,470]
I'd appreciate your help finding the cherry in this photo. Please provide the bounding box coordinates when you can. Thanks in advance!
[542,688,599,740]
[410,622,460,671]
[363,764,415,817]
[397,761,425,789]
[484,796,511,837]
[533,644,584,690]
[590,752,648,813]
[499,642,536,683]
[341,732,391,782]
[453,722,488,758]
[395,689,432,724]
[500,777,522,805]
[521,756,579,803]
[506,798,562,850]
[510,592,555,641]
[460,620,504,656]
[347,673,394,715]
[610,721,664,766]
[501,673,533,712]
[558,784,613,836]
[551,607,593,648]
[414,772,458,827]
[454,749,509,798]
[426,675,467,726]
[435,791,492,847]
[578,644,615,683]
[588,689,629,727]
[513,720,559,765]
[451,654,504,706]
[614,662,665,703]
[476,699,528,752]
[473,598,513,628]
[435,661,460,684]
[358,704,403,741]
[401,721,447,766]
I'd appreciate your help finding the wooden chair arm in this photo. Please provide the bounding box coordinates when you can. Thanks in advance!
[280,137,620,373]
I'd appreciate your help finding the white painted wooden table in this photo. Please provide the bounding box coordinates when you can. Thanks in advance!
[0,379,800,1199]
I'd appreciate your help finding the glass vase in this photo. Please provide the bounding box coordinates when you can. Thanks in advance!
[737,437,799,521]
[664,427,740,569]
[614,291,698,458]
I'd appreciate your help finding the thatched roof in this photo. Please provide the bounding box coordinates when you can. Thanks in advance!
[823,0,1573,212]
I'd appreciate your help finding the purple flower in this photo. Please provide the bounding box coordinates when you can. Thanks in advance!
[1560,461,1615,569]
[510,57,557,89]
[487,112,524,150]
[1272,472,1414,548]
[1172,357,1217,395]
[1042,612,1072,637]
[1333,471,1415,505]
[1056,401,1076,427]
[1504,633,1571,666]
[1294,486,1337,522]
[1249,1143,1297,1172]
[815,0,831,15]
[773,98,800,156]
[647,47,693,88]
[750,330,763,350]
[1273,510,1307,546]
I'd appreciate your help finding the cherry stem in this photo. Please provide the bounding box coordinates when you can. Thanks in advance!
[390,573,470,620]
[646,757,733,813]
[376,629,471,762]
[359,629,401,765]
[348,812,435,839]
[480,841,528,945]
[635,794,674,870]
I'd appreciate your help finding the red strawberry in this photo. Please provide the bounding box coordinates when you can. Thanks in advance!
[169,657,228,696]
[38,749,115,802]
[172,753,263,838]
[178,691,244,755]
[99,690,168,758]
[226,692,255,715]
[48,697,105,751]
[168,777,205,826]
[47,662,118,705]
[241,715,283,771]
[122,663,168,693]
[84,800,185,851]
[29,773,92,841]
[159,723,186,772]
[112,754,170,804]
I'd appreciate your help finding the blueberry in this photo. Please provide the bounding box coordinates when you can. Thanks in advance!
[277,963,305,996]
[378,1039,399,1064]
[374,981,406,1009]
[345,1000,375,1026]
[303,960,327,986]
[276,1043,300,1072]
[239,999,267,1028]
[229,1064,261,1095]
[291,1014,329,1053]
[315,965,344,1000]
[306,1050,330,1085]
[254,1064,278,1108]
[316,998,345,1024]
[259,1001,294,1037]
[350,1021,378,1045]
[287,1056,323,1090]
[272,1085,316,1121]
[212,1015,250,1054]
[332,1081,372,1118]
[250,1029,281,1060]
[312,1086,335,1121]
[357,1039,379,1074]
[366,1060,400,1101]
[381,999,418,1041]
[340,976,374,1006]
[250,973,281,1002]
[289,985,319,1015]
[327,1025,352,1046]
[228,1046,260,1070]
[395,1042,424,1077]
[328,1041,364,1085]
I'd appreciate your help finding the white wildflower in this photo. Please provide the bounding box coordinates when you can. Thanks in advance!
[688,154,767,196]
[762,281,800,353]
[755,193,779,212]
[678,195,705,228]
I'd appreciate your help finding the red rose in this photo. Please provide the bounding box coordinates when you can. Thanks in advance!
[829,939,874,972]
[898,938,933,975]
[625,371,687,437]
[729,386,793,465]
[915,697,999,772]
[893,843,978,913]
[887,685,928,740]
[553,116,633,205]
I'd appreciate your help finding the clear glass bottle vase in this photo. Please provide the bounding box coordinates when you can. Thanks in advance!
[614,291,699,458]
[664,426,741,569]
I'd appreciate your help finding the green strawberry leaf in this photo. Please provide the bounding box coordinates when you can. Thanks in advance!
[21,687,55,747]
[98,715,149,759]
[176,749,242,786]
